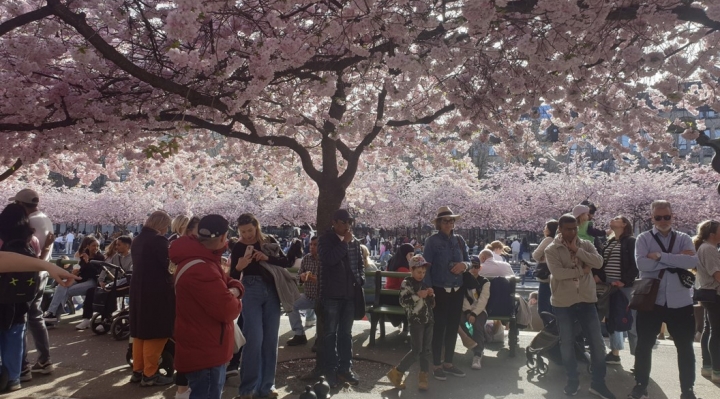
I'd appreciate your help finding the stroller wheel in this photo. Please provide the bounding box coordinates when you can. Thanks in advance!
[537,357,548,376]
[111,316,130,341]
[91,314,110,335]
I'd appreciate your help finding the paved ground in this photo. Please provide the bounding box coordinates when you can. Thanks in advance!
[7,312,720,399]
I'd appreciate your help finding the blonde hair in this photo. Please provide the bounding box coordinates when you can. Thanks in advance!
[693,220,720,251]
[171,215,191,236]
[486,240,510,254]
[104,239,117,258]
[144,211,172,234]
[360,244,377,271]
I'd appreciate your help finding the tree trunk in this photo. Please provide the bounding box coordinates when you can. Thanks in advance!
[315,178,346,236]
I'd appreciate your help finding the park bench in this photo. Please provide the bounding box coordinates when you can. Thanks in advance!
[367,270,520,357]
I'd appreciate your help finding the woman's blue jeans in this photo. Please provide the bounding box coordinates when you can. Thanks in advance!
[0,323,26,382]
[48,279,97,316]
[238,276,281,397]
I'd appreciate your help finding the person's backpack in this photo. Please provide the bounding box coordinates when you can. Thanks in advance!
[606,290,633,333]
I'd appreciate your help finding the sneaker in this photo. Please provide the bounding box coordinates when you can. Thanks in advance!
[680,390,698,399]
[175,388,191,399]
[701,367,712,378]
[442,364,465,377]
[337,369,359,385]
[20,366,32,382]
[605,353,621,365]
[76,318,91,330]
[286,334,308,346]
[226,366,239,378]
[589,383,616,399]
[140,373,174,387]
[130,371,142,383]
[43,312,58,323]
[305,318,316,328]
[628,384,648,399]
[96,324,106,333]
[564,380,579,396]
[30,360,54,374]
[433,367,447,381]
[7,379,21,391]
[471,355,482,370]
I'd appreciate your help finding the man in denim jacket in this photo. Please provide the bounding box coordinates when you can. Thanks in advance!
[422,206,470,381]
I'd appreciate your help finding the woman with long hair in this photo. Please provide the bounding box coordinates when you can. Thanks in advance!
[599,215,638,364]
[129,210,174,386]
[486,240,511,262]
[532,220,559,325]
[0,203,38,391]
[230,213,290,399]
[44,235,104,323]
[693,220,720,383]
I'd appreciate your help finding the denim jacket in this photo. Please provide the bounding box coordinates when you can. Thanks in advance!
[422,231,469,289]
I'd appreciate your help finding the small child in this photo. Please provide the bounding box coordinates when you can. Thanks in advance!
[461,260,491,370]
[386,255,435,391]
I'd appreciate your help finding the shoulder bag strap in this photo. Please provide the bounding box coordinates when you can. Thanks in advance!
[174,259,205,289]
[650,231,676,253]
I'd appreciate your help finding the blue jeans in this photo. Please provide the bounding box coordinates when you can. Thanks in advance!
[238,276,281,397]
[186,364,225,399]
[288,294,316,335]
[554,303,607,386]
[0,323,26,382]
[48,279,97,316]
[322,298,355,374]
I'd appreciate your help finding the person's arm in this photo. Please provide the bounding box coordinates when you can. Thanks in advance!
[473,282,491,315]
[182,269,242,323]
[575,241,603,269]
[0,253,80,286]
[318,235,348,267]
[267,246,290,268]
[699,245,720,283]
[545,246,585,280]
[532,237,552,262]
[635,234,664,272]
[657,235,698,269]
[586,222,607,238]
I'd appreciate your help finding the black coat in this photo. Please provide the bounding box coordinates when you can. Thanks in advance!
[596,235,639,287]
[129,227,174,339]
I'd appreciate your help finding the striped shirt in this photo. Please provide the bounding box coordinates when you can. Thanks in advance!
[603,240,622,281]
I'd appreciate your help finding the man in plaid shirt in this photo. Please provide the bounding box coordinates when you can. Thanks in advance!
[286,236,320,346]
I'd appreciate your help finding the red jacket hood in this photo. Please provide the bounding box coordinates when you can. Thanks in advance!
[169,235,223,266]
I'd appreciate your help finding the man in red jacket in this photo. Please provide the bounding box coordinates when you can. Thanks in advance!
[170,214,243,399]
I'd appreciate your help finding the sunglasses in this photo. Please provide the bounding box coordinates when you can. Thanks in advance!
[653,215,672,221]
[441,218,456,224]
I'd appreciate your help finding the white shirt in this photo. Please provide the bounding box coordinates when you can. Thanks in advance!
[28,210,53,261]
[511,240,521,253]
[479,257,515,277]
[66,232,75,242]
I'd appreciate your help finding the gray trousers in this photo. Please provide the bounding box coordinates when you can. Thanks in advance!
[23,273,51,366]
[397,322,433,373]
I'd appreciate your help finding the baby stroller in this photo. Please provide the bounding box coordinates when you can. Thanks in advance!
[88,261,131,340]
[526,285,617,376]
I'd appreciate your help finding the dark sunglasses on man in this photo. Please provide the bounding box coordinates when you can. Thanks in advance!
[653,215,672,221]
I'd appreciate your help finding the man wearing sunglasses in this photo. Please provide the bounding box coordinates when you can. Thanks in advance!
[630,200,699,399]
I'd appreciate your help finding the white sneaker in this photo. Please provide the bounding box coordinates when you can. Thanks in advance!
[76,319,91,330]
[471,355,482,370]
[305,319,316,328]
[96,324,106,333]
[175,388,191,399]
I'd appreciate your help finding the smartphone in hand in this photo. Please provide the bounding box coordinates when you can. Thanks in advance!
[244,245,254,258]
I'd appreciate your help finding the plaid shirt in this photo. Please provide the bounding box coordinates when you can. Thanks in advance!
[298,253,320,300]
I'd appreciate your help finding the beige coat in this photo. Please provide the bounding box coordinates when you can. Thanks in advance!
[545,234,603,308]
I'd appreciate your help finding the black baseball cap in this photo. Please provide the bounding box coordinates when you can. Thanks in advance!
[332,209,354,222]
[197,214,229,238]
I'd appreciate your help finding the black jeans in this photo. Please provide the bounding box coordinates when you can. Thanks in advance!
[397,322,433,373]
[431,287,463,366]
[634,304,696,392]
[701,299,720,370]
[83,287,117,320]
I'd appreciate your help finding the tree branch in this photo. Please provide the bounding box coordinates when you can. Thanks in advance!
[0,158,22,183]
[0,4,52,37]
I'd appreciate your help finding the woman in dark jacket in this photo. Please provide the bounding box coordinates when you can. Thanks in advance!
[129,210,174,386]
[598,215,638,364]
[0,204,37,391]
[45,235,104,322]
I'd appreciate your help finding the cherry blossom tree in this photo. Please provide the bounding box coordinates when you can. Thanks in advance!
[1,1,720,231]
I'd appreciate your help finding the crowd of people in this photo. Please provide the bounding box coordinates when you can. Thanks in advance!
[0,188,719,399]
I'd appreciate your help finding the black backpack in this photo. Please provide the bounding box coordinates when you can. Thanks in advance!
[0,241,40,304]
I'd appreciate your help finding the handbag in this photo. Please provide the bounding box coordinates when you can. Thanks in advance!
[629,270,665,311]
[533,262,550,280]
[693,288,718,303]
